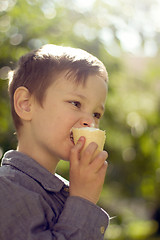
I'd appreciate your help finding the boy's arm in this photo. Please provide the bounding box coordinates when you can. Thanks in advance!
[53,196,109,239]
[0,136,109,240]
[56,136,109,239]
[0,178,109,240]
[0,172,109,240]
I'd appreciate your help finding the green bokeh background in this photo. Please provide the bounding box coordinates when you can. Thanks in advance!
[0,0,160,239]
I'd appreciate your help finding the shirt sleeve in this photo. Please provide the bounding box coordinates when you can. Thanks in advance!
[53,196,110,240]
[0,178,109,240]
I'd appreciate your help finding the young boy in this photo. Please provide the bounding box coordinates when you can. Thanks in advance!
[0,44,109,239]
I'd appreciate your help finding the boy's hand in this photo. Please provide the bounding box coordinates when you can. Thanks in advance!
[69,137,108,204]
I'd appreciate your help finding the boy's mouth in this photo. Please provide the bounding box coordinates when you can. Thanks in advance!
[70,131,74,144]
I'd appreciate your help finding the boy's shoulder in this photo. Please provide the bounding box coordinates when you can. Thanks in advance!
[0,150,69,192]
[0,150,69,218]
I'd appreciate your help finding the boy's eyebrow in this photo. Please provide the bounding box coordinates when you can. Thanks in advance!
[68,92,87,100]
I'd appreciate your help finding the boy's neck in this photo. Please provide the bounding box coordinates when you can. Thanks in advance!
[17,144,59,174]
[17,130,59,174]
[16,125,60,174]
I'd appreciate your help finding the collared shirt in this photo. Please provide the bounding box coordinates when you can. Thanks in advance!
[0,150,109,240]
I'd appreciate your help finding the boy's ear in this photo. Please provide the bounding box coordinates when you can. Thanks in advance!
[14,87,34,121]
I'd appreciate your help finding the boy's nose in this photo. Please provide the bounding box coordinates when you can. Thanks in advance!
[80,116,95,128]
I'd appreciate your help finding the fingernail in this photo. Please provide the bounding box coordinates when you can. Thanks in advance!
[77,136,85,147]
[100,151,108,159]
[78,136,85,142]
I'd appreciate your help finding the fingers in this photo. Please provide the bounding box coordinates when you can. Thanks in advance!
[90,151,108,173]
[69,138,109,204]
[70,136,108,173]
[80,142,98,165]
[69,136,85,166]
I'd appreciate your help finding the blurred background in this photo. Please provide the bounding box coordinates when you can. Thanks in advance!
[0,0,160,239]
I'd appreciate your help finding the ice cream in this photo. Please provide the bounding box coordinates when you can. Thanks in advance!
[72,127,106,158]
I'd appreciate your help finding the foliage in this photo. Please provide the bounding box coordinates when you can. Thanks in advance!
[0,0,160,239]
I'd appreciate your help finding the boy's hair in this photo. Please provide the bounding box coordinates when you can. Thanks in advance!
[8,44,108,130]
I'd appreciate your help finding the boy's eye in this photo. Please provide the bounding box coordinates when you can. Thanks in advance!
[70,101,81,108]
[93,112,101,119]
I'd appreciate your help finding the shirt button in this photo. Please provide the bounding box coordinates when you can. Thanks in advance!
[64,187,69,192]
[100,226,105,234]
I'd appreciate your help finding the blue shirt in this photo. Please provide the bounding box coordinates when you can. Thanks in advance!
[0,150,109,240]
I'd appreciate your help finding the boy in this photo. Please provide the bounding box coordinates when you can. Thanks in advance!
[0,44,109,239]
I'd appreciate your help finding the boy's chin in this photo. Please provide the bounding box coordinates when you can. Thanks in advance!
[59,153,70,162]
[57,143,74,162]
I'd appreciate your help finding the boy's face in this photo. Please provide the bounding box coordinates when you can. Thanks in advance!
[29,72,107,165]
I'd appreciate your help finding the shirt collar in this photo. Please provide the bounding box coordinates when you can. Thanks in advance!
[1,150,69,192]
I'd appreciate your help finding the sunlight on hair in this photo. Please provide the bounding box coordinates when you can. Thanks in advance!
[8,70,14,86]
[38,44,99,62]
